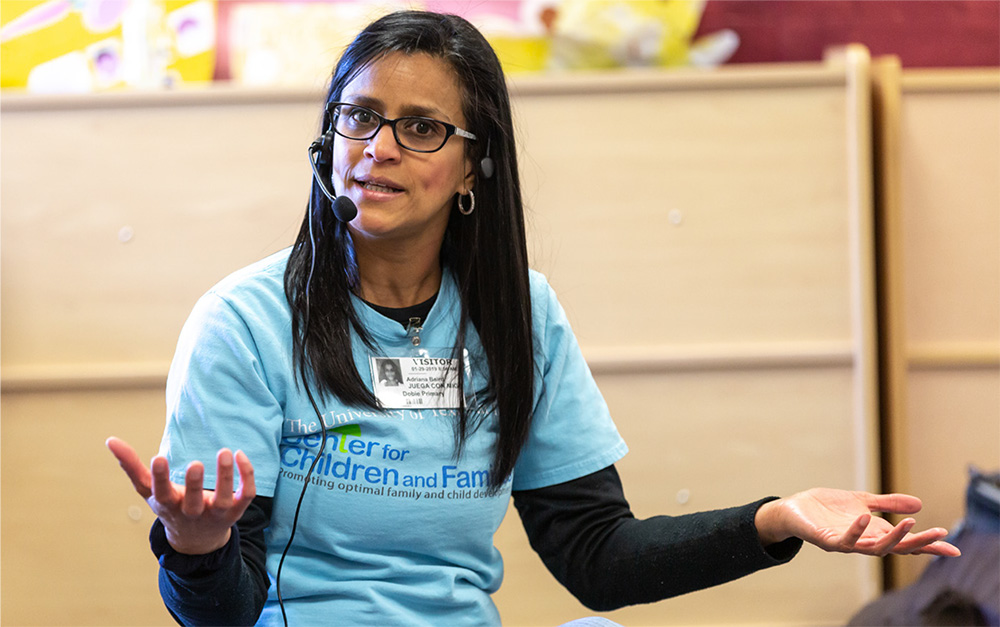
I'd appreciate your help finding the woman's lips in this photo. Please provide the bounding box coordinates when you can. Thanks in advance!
[355,176,404,197]
[363,181,400,193]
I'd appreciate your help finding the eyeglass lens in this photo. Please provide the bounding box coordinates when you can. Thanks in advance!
[333,105,449,152]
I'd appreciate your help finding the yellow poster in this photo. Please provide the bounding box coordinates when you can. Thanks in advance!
[1,0,215,92]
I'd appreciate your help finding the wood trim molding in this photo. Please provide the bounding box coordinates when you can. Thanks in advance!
[901,69,1000,93]
[1,341,859,392]
[584,342,855,374]
[1,62,850,113]
[1,362,170,392]
[908,342,1000,369]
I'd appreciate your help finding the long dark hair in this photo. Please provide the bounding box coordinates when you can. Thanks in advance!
[284,11,534,491]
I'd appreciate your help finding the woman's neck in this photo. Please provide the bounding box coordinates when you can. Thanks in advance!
[352,236,443,308]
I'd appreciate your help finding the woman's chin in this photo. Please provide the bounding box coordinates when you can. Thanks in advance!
[349,210,446,244]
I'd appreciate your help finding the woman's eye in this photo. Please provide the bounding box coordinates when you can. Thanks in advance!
[351,110,374,125]
[405,119,437,136]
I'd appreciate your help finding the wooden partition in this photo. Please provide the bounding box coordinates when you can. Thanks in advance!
[497,46,882,626]
[1,87,326,627]
[2,49,881,626]
[873,64,1000,588]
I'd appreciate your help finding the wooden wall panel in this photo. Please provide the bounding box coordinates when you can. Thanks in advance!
[0,92,323,370]
[498,55,884,624]
[0,388,174,625]
[518,81,855,347]
[900,75,1000,345]
[495,366,874,626]
[880,69,1000,587]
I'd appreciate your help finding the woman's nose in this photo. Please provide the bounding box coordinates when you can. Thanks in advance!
[363,124,401,162]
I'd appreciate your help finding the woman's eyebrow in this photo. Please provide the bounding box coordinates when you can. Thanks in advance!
[344,94,383,110]
[399,104,448,119]
[344,95,450,120]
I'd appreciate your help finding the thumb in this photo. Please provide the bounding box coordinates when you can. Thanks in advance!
[106,436,153,499]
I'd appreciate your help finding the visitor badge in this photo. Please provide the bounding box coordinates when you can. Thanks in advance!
[370,356,462,409]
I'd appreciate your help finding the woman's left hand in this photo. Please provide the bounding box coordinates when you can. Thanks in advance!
[755,488,961,557]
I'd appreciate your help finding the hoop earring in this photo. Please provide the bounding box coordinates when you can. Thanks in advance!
[457,190,475,215]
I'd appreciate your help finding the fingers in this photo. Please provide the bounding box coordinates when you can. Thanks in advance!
[893,527,960,556]
[849,517,959,557]
[837,513,871,551]
[105,437,153,499]
[213,449,256,513]
[234,450,257,503]
[862,492,923,516]
[150,455,181,504]
[111,440,253,525]
[911,539,962,557]
[182,461,206,516]
[839,515,917,556]
[870,518,916,556]
[213,449,235,509]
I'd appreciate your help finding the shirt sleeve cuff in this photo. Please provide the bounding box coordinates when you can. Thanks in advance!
[149,518,241,578]
[750,497,803,563]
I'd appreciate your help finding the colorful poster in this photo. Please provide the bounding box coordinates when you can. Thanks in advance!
[1,0,216,92]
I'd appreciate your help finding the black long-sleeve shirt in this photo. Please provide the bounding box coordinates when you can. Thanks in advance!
[151,465,801,625]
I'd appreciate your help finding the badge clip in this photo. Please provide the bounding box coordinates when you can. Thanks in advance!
[406,317,422,347]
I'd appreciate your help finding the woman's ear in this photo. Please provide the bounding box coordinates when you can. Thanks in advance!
[462,160,477,193]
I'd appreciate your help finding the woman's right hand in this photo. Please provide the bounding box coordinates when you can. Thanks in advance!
[106,436,256,555]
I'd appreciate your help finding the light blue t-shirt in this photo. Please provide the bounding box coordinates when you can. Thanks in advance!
[160,248,627,626]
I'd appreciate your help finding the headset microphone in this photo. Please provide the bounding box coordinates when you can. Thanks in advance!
[330,195,358,223]
[308,134,358,222]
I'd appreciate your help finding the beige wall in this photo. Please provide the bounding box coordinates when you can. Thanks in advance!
[874,64,1000,588]
[2,51,990,626]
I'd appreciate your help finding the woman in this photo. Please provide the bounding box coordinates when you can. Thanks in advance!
[107,11,959,627]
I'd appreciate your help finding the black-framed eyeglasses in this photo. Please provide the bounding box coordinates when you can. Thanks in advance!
[326,102,477,153]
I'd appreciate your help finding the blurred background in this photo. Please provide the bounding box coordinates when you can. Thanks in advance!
[2,1,998,626]
[2,0,998,91]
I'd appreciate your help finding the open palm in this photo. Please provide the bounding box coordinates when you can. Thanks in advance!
[769,488,960,557]
[106,437,256,555]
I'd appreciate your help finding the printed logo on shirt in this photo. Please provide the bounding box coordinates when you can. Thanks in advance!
[279,420,505,502]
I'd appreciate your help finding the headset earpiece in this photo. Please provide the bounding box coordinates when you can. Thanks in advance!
[479,137,495,179]
[315,129,335,164]
[480,156,495,179]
